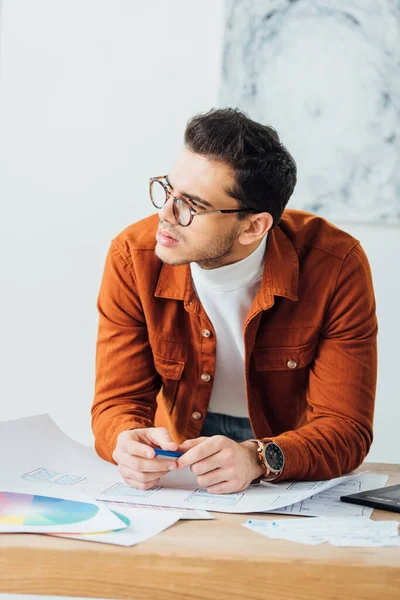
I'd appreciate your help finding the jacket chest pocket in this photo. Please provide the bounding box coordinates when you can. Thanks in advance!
[153,353,185,413]
[253,340,317,372]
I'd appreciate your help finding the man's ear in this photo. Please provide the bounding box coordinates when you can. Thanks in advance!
[238,212,273,245]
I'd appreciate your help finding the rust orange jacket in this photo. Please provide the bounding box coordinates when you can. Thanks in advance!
[92,209,377,481]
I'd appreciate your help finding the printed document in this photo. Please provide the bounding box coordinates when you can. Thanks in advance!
[266,473,389,518]
[53,505,181,546]
[244,516,400,547]
[0,482,126,534]
[0,414,366,514]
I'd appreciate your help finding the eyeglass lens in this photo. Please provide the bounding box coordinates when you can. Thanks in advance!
[150,180,167,208]
[150,180,192,226]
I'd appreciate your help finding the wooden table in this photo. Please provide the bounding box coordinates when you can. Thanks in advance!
[1,462,399,600]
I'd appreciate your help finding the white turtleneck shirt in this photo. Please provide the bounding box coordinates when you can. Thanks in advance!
[190,235,267,418]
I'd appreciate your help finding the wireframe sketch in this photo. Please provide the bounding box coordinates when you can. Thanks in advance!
[21,467,86,486]
[185,488,244,506]
[101,482,162,498]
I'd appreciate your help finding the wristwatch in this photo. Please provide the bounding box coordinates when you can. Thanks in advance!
[249,439,285,482]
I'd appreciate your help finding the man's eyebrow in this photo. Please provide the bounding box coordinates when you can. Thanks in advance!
[165,174,214,209]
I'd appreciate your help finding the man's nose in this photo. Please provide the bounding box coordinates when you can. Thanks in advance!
[158,196,175,224]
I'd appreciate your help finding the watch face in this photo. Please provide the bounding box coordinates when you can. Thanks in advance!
[264,443,284,472]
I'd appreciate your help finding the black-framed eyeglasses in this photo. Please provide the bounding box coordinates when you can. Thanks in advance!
[149,175,258,227]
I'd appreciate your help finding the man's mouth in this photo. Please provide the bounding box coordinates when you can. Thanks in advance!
[156,228,180,247]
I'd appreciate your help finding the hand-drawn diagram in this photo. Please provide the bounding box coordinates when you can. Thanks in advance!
[101,482,161,498]
[21,467,86,486]
[185,489,244,506]
[270,478,369,517]
[285,481,327,493]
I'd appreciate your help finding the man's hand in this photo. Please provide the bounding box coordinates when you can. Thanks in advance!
[176,435,264,494]
[112,427,179,490]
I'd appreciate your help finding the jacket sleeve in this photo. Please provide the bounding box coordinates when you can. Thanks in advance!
[268,243,378,480]
[91,240,161,463]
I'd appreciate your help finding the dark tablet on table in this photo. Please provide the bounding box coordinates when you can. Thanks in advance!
[340,483,400,514]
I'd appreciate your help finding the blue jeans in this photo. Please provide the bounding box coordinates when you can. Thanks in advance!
[200,412,254,442]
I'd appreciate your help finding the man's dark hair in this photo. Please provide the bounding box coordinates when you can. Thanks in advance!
[184,107,297,227]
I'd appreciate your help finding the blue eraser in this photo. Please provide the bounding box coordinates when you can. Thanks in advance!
[154,448,183,458]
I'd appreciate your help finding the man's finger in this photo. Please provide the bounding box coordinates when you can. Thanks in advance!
[118,453,177,473]
[177,438,219,469]
[121,439,157,458]
[144,427,179,452]
[122,475,160,491]
[177,437,208,452]
[205,480,241,495]
[197,467,228,489]
[190,452,223,476]
[118,464,168,484]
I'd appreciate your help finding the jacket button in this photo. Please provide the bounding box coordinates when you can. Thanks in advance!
[202,329,211,338]
[192,411,202,420]
[287,359,297,369]
[201,373,211,382]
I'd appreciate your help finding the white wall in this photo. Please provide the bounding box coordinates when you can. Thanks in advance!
[338,223,400,462]
[0,0,398,463]
[0,0,225,446]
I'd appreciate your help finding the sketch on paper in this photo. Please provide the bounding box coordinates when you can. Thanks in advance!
[185,489,244,506]
[21,467,86,486]
[101,482,161,498]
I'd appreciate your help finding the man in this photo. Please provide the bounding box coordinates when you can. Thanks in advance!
[92,108,377,494]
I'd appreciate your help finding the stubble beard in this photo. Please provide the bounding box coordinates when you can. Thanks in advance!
[155,223,240,269]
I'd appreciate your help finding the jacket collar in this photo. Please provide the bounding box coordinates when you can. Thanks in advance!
[154,223,299,307]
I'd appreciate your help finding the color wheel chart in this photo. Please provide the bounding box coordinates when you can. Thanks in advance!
[0,491,99,526]
[77,510,131,535]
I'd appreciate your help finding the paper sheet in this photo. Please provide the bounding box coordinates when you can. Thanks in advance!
[0,483,126,534]
[85,467,361,514]
[100,500,213,520]
[0,414,363,514]
[0,413,117,490]
[244,516,400,547]
[265,473,389,518]
[52,506,181,546]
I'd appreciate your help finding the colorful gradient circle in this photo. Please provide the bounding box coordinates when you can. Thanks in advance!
[0,491,99,525]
